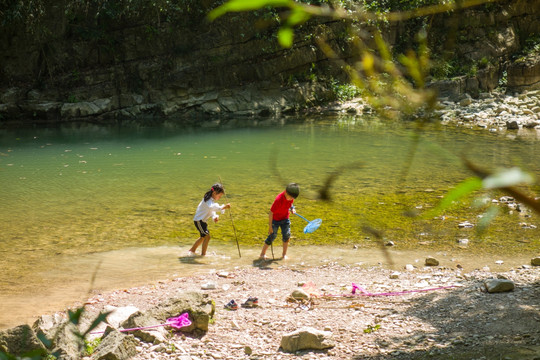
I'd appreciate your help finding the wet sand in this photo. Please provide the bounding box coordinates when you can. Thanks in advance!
[0,243,534,330]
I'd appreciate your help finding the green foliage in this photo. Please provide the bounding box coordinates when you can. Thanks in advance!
[84,338,102,356]
[360,0,455,13]
[67,95,79,103]
[209,0,310,48]
[430,58,458,79]
[286,62,319,85]
[430,56,492,80]
[478,56,490,69]
[331,80,364,101]
[209,300,216,323]
[209,0,292,20]
[498,69,507,87]
[363,324,381,333]
[0,0,46,31]
[513,34,540,62]
[1,0,222,40]
[523,35,540,54]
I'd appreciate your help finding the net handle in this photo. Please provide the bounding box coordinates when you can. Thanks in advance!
[294,213,310,223]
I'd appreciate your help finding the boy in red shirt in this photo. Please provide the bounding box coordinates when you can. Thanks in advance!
[259,183,300,260]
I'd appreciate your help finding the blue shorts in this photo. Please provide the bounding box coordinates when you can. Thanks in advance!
[194,220,209,237]
[264,219,291,245]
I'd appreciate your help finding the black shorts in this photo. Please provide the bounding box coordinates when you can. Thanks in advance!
[194,220,209,237]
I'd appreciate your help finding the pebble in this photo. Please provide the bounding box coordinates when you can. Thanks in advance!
[201,282,216,290]
[405,264,415,271]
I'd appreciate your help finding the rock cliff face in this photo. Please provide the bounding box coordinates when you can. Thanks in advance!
[426,0,540,98]
[0,0,538,126]
[507,55,540,91]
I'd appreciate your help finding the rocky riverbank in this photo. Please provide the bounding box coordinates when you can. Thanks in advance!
[437,89,540,132]
[3,255,539,360]
[316,88,540,135]
[67,259,540,359]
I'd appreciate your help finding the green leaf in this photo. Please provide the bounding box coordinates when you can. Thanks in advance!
[287,8,310,27]
[68,308,84,326]
[0,351,17,360]
[278,27,294,48]
[37,332,52,348]
[426,177,483,217]
[477,205,499,233]
[208,0,293,21]
[83,311,112,337]
[482,167,534,189]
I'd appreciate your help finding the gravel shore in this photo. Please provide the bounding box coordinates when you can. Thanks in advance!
[81,256,540,360]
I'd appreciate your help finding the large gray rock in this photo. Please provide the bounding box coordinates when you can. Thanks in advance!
[0,324,46,357]
[105,306,140,328]
[120,312,167,344]
[425,256,440,266]
[427,77,465,101]
[33,314,81,360]
[507,55,540,91]
[149,291,214,332]
[280,327,335,353]
[32,313,66,343]
[484,278,515,293]
[91,328,139,360]
[60,98,112,118]
[89,305,140,339]
[291,288,310,301]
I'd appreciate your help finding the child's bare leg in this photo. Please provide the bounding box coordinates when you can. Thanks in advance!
[282,240,289,258]
[201,235,211,256]
[189,237,204,253]
[259,244,269,259]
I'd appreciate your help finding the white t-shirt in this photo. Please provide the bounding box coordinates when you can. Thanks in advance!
[193,198,225,222]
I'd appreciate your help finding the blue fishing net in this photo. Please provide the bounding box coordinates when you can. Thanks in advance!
[303,218,322,233]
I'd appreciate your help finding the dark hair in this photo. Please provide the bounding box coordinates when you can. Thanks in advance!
[285,183,300,199]
[203,183,224,202]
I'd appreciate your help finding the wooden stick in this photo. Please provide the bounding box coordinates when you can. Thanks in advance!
[219,176,241,258]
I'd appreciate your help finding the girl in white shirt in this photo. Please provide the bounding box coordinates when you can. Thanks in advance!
[188,183,230,256]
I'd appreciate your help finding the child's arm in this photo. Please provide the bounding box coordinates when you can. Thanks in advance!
[209,202,230,222]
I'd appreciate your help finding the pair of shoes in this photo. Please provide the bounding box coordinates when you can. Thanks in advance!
[259,255,268,261]
[241,297,259,308]
[187,251,197,257]
[224,300,238,310]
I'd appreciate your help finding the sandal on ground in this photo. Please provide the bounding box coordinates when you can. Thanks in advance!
[224,299,238,310]
[241,297,259,308]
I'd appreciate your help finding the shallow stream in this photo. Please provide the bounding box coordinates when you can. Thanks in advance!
[1,116,539,329]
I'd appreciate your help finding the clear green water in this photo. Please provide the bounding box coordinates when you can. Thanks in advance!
[1,116,539,327]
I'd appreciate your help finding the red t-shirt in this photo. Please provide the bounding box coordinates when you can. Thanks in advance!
[270,191,294,221]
